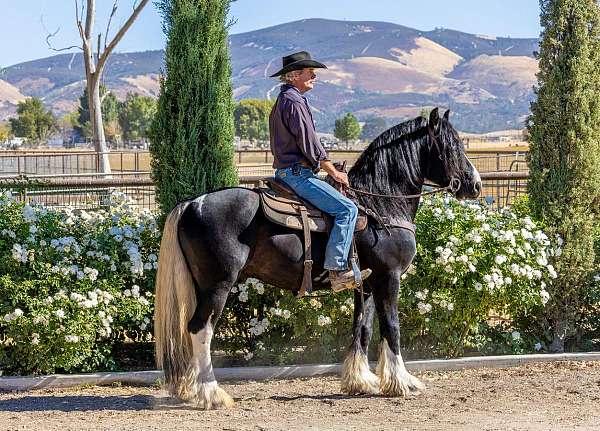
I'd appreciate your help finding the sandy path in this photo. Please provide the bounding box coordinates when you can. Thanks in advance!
[1,361,599,431]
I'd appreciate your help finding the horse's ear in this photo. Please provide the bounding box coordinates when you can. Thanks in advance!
[428,108,440,129]
[443,109,450,121]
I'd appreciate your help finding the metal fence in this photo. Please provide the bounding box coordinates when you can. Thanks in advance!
[0,150,528,176]
[0,151,150,176]
[0,172,529,212]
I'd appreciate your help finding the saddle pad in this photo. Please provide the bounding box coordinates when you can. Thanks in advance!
[260,190,328,232]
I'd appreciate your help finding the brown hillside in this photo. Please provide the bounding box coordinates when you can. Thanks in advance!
[451,55,538,99]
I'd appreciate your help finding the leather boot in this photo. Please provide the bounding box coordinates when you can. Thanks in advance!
[329,268,372,292]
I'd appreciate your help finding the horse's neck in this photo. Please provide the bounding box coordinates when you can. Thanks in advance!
[350,137,425,223]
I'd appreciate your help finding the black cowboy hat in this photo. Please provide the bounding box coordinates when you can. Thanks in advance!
[269,51,327,77]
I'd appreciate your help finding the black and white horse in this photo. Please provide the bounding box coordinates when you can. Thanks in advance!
[154,108,481,408]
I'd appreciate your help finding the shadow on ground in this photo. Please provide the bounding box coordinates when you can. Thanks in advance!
[0,394,198,412]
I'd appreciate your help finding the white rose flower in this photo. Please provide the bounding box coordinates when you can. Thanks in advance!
[282,310,291,319]
[540,289,550,305]
[417,302,432,315]
[511,331,521,341]
[31,333,40,345]
[255,283,265,295]
[238,291,249,302]
[65,335,80,343]
[474,282,483,291]
[317,315,332,326]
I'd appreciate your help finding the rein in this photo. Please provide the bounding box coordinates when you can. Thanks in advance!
[347,178,460,200]
[347,178,460,236]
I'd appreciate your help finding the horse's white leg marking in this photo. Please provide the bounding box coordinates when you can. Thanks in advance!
[180,321,234,409]
[376,339,425,397]
[341,346,380,395]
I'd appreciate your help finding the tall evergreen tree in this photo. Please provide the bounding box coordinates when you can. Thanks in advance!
[527,0,600,351]
[150,0,237,218]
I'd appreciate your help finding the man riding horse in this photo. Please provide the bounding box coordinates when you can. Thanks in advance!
[269,51,372,292]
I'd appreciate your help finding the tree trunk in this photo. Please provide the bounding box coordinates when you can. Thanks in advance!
[88,78,111,174]
[550,318,568,353]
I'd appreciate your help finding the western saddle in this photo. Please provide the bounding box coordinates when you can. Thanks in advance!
[258,176,367,297]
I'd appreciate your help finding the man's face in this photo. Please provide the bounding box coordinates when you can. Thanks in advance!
[292,68,317,94]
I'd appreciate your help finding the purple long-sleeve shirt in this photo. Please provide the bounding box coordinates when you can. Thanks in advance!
[269,84,329,170]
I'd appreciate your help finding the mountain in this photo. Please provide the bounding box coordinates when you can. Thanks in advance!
[0,18,540,133]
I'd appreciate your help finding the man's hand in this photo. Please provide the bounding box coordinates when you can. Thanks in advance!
[331,171,350,187]
[320,160,350,187]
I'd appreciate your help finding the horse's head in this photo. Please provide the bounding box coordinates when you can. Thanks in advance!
[424,108,482,200]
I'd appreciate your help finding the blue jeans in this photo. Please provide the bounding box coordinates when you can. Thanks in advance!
[275,166,358,271]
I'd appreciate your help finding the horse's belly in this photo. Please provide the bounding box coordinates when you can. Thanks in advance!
[241,228,328,290]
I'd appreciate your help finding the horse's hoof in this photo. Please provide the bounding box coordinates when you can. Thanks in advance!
[195,382,235,410]
[341,349,380,395]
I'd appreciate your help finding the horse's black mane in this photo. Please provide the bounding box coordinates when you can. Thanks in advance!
[348,116,429,218]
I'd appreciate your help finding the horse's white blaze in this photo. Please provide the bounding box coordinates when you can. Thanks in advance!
[376,339,425,396]
[468,158,482,184]
[179,323,234,409]
[341,348,380,395]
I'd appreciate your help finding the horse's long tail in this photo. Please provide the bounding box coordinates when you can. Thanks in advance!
[154,201,196,394]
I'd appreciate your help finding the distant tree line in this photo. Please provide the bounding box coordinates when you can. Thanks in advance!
[3,89,157,147]
[233,98,389,147]
[75,87,157,144]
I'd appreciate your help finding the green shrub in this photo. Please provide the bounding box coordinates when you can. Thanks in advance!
[0,192,157,375]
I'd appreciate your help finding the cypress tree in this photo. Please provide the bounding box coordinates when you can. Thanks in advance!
[150,0,238,218]
[527,0,600,351]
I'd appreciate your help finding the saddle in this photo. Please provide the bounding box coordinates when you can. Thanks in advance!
[258,176,368,297]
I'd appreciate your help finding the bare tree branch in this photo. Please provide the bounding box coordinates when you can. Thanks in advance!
[41,15,82,52]
[96,0,150,74]
[104,1,119,51]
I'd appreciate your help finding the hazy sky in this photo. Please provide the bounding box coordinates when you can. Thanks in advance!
[0,0,542,68]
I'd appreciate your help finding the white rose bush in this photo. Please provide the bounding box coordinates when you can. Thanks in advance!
[215,277,356,365]
[1,188,594,375]
[0,191,158,374]
[398,195,560,357]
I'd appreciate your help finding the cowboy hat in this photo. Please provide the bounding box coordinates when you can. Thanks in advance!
[269,51,327,77]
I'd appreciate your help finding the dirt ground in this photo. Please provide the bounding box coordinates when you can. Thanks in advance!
[1,361,599,431]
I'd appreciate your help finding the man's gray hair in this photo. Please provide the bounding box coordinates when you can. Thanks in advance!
[279,70,301,84]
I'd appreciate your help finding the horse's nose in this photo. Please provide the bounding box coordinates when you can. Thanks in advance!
[474,181,482,198]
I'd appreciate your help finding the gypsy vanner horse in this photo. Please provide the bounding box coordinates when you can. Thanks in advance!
[154,108,482,409]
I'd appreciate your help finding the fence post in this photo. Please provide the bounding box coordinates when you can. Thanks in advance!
[496,153,501,207]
